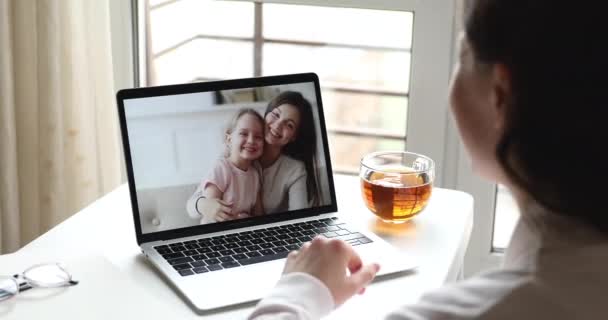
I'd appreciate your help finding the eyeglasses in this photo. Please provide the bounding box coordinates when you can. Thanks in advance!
[0,263,79,302]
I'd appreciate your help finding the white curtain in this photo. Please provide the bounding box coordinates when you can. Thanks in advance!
[0,0,121,253]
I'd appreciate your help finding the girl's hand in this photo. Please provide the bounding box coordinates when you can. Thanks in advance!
[282,236,380,307]
[196,197,234,222]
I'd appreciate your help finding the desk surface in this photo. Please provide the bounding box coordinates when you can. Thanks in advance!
[10,175,473,319]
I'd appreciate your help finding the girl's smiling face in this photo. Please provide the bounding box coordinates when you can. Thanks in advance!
[227,113,264,162]
[264,103,302,147]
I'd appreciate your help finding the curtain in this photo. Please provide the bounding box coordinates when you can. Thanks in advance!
[0,0,121,254]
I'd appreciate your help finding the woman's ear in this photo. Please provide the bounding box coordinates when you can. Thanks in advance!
[491,63,512,132]
[225,133,231,145]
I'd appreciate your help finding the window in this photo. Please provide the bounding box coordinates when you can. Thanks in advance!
[138,0,453,177]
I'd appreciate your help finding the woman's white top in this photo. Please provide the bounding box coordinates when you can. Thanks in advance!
[248,204,608,319]
[260,154,308,214]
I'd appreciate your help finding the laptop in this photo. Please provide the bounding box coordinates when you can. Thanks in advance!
[116,73,416,313]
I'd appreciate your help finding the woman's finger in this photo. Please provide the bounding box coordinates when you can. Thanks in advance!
[346,263,380,294]
[215,212,234,222]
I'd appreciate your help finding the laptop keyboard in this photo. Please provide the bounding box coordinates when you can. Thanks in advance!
[153,217,373,276]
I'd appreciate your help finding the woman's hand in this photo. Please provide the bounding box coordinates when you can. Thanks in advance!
[282,236,380,307]
[196,197,234,222]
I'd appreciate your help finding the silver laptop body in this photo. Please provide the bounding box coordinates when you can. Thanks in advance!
[116,73,416,313]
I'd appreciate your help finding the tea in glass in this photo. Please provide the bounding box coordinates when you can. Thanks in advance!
[360,151,434,223]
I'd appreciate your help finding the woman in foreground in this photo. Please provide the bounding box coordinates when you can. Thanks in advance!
[248,0,608,318]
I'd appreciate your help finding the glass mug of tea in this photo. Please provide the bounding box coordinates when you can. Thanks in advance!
[360,151,435,223]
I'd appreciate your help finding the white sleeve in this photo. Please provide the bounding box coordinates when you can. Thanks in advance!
[248,273,334,320]
[249,270,528,320]
[186,184,204,219]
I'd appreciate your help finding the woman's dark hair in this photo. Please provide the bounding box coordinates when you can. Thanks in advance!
[265,91,320,206]
[465,0,608,232]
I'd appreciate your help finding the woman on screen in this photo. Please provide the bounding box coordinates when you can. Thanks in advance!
[187,91,321,222]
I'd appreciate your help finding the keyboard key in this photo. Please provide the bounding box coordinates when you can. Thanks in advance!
[246,245,262,251]
[276,234,290,240]
[162,252,184,260]
[336,232,365,242]
[240,251,289,266]
[193,266,209,274]
[192,254,207,261]
[260,243,273,249]
[219,256,235,263]
[313,227,328,234]
[359,237,373,244]
[155,245,169,250]
[191,261,206,268]
[220,249,235,256]
[233,247,248,254]
[172,246,187,252]
[156,248,172,255]
[225,237,239,243]
[167,257,193,265]
[238,235,253,241]
[169,242,184,247]
[272,240,287,247]
[206,252,221,258]
[184,240,197,244]
[325,226,340,232]
[237,240,252,247]
[211,245,226,251]
[264,230,278,236]
[221,261,240,269]
[273,246,288,253]
[298,236,312,243]
[286,244,299,251]
[233,253,248,260]
[198,247,212,254]
[207,264,223,271]
[211,239,227,246]
[336,229,350,236]
[198,239,212,246]
[260,249,275,256]
[239,231,253,235]
[290,231,303,238]
[183,250,198,256]
[225,243,239,249]
[179,269,194,276]
[185,243,200,250]
[205,258,220,265]
[301,230,314,235]
[323,231,338,238]
[251,238,264,244]
[245,251,261,258]
[173,263,191,270]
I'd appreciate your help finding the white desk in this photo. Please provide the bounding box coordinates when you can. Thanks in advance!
[6,175,473,319]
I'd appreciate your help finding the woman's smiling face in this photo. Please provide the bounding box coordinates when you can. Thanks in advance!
[264,103,302,147]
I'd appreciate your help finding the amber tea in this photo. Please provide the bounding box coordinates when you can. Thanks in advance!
[361,166,433,223]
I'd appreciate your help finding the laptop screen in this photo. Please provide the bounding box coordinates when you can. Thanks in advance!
[119,76,336,237]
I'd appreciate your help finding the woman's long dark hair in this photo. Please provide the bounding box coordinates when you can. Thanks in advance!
[265,91,320,206]
[466,0,608,232]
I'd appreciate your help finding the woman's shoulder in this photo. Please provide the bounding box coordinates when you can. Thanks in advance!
[389,269,535,319]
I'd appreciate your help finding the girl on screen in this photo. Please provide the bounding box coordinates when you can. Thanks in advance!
[197,108,265,223]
